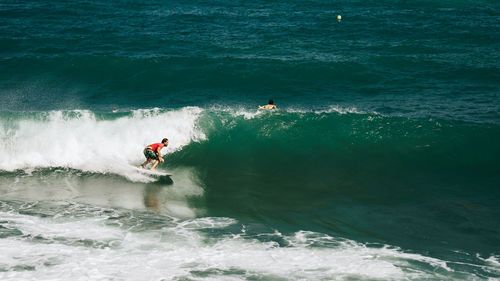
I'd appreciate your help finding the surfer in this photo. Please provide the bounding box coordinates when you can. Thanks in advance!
[139,138,169,171]
[259,99,277,110]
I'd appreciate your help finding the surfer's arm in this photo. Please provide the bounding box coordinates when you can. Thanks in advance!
[157,149,164,162]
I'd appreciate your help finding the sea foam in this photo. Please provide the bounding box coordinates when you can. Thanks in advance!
[0,209,469,281]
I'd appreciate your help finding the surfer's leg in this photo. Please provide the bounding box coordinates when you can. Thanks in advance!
[150,159,160,170]
[140,149,158,168]
[139,158,153,168]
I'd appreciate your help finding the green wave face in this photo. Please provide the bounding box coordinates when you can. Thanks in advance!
[173,110,499,181]
[162,110,500,253]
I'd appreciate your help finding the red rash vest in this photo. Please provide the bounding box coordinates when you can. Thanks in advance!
[148,143,164,153]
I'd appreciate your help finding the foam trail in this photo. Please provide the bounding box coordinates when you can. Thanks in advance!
[0,107,205,181]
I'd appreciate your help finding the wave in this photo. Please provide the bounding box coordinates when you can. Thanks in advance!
[0,107,205,181]
[172,106,500,170]
[1,106,499,184]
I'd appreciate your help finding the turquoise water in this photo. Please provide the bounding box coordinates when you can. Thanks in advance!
[1,0,499,280]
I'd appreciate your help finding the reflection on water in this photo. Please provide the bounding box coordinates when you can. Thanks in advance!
[0,168,203,218]
[143,176,173,211]
[144,185,162,211]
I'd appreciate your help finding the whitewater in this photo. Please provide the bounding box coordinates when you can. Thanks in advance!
[2,200,498,280]
[0,107,206,182]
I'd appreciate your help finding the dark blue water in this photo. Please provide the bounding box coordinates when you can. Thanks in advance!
[1,0,499,279]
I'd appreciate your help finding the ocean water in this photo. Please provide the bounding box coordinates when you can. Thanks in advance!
[1,0,500,280]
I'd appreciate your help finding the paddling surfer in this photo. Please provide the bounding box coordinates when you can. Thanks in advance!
[259,99,277,110]
[139,138,168,171]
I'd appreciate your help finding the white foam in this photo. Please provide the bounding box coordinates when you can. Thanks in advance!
[0,211,123,242]
[0,107,206,182]
[208,105,374,120]
[322,105,368,114]
[284,105,367,115]
[208,105,264,120]
[0,212,465,281]
[484,255,500,267]
[476,254,500,276]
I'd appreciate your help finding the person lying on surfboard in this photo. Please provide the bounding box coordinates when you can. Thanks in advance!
[139,138,168,171]
[259,99,277,110]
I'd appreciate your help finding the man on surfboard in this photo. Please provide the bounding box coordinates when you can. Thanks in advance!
[139,138,168,171]
[259,99,277,110]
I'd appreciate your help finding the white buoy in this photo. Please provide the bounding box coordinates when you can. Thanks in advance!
[337,15,342,21]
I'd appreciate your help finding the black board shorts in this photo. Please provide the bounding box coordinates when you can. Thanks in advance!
[144,149,158,160]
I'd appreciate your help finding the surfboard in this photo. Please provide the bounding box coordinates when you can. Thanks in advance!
[135,168,173,184]
[135,167,172,177]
